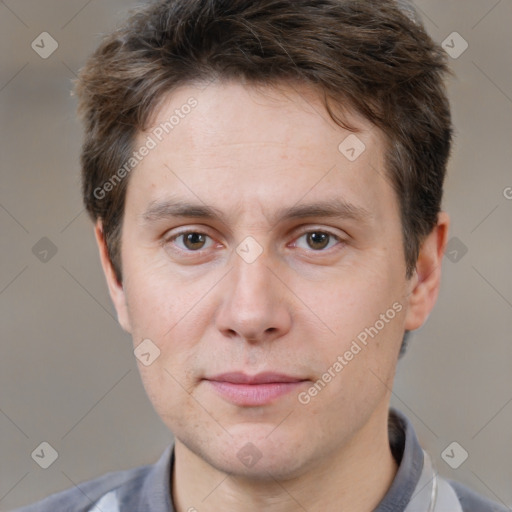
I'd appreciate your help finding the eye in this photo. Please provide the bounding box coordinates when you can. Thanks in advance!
[292,230,343,251]
[166,231,215,252]
[164,228,344,256]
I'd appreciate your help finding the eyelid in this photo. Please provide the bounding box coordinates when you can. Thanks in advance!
[163,228,217,251]
[290,227,346,251]
[163,226,348,242]
[293,225,347,239]
[163,225,347,254]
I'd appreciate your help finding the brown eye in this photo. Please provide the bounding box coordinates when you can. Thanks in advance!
[306,232,330,250]
[182,232,208,250]
[294,230,341,252]
[166,231,214,253]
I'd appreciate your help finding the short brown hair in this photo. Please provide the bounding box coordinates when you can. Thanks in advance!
[75,0,452,289]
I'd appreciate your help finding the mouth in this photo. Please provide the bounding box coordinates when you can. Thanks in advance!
[203,372,309,406]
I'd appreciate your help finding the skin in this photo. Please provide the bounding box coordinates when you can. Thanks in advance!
[94,79,449,512]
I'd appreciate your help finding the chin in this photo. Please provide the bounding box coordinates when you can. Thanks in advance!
[215,448,309,481]
[204,428,314,481]
[171,407,330,480]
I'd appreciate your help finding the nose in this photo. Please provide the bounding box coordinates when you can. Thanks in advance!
[214,249,292,344]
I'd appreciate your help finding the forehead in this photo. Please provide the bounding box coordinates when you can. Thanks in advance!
[127,80,396,224]
[145,79,378,156]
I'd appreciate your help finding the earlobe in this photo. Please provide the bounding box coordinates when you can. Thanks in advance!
[93,221,132,333]
[404,212,450,332]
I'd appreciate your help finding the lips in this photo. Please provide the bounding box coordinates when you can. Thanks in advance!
[206,372,305,384]
[204,372,308,406]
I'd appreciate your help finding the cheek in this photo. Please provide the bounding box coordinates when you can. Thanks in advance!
[123,262,210,389]
[305,266,405,391]
[313,267,403,342]
[297,285,404,429]
[122,258,181,338]
[136,362,200,436]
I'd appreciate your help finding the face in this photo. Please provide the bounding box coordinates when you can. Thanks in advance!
[96,80,446,480]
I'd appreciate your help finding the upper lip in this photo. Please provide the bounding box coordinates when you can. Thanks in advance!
[205,372,306,384]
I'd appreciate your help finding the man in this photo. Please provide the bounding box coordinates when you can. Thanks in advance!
[13,0,508,511]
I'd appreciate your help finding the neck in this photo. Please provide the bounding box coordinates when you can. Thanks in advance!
[172,404,398,512]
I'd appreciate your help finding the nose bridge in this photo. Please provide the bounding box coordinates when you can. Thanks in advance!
[230,244,275,314]
[215,240,289,341]
[230,225,272,289]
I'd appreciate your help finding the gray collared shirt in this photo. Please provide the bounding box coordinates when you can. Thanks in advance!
[12,408,509,511]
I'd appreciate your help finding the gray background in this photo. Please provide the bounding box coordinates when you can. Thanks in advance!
[1,0,511,510]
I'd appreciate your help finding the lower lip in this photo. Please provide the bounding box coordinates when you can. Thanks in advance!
[206,380,306,406]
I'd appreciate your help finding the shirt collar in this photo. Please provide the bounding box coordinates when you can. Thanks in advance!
[374,407,425,511]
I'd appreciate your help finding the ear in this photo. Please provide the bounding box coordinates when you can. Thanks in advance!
[404,211,450,331]
[94,220,132,333]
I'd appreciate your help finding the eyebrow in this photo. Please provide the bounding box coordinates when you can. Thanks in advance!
[141,196,372,227]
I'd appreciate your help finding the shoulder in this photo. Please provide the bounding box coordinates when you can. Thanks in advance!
[10,464,151,512]
[450,479,510,512]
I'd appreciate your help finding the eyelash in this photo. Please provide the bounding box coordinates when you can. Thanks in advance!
[163,228,345,256]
